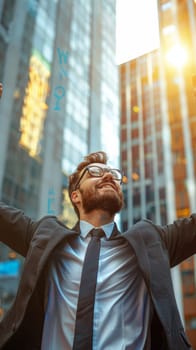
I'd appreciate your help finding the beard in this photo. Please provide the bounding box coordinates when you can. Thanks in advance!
[79,181,124,216]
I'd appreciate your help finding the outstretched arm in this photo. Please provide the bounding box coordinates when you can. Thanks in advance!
[0,202,35,257]
[155,214,196,267]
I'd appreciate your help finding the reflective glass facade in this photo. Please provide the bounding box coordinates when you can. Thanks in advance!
[62,0,119,174]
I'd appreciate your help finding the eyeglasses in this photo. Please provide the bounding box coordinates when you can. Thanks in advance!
[74,165,124,190]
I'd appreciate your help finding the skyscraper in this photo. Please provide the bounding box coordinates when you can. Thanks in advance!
[0,0,119,219]
[119,0,196,346]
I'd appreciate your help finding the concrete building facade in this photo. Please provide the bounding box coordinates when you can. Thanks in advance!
[119,0,196,346]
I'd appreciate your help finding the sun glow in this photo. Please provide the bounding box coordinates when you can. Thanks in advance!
[165,44,188,68]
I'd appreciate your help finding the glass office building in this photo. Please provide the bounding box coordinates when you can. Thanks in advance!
[0,0,119,219]
[62,0,119,176]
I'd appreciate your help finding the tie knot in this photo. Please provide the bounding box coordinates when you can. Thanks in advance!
[90,228,105,239]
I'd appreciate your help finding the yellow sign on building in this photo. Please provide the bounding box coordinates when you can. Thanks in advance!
[19,54,50,158]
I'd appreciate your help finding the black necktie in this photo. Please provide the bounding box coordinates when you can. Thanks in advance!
[73,228,105,350]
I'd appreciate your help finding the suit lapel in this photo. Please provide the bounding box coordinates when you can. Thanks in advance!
[122,224,151,287]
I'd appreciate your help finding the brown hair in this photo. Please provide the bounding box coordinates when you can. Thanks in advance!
[68,151,108,216]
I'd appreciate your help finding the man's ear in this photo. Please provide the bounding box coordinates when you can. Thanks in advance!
[71,190,81,205]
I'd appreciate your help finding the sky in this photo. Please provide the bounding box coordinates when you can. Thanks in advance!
[116,0,160,64]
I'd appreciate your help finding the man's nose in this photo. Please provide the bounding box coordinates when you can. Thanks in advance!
[102,171,114,181]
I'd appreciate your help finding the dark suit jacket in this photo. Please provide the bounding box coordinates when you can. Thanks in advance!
[0,202,195,349]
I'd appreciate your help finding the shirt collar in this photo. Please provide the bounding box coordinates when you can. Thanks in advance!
[80,220,115,240]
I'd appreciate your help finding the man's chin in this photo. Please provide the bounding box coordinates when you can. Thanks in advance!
[80,187,124,216]
[83,197,123,216]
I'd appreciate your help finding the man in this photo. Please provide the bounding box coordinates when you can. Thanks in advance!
[0,150,195,349]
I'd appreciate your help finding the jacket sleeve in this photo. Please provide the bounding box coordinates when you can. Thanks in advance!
[154,214,196,267]
[0,201,36,257]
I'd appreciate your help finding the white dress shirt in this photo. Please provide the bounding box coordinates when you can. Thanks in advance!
[41,221,150,350]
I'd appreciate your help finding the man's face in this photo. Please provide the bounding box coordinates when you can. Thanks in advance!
[77,163,124,216]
